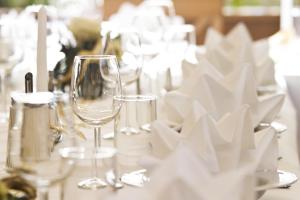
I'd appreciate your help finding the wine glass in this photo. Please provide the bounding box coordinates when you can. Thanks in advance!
[6,92,77,200]
[70,55,122,189]
[101,27,143,92]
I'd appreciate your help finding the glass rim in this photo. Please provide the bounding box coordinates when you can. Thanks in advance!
[113,95,157,102]
[59,147,117,160]
[74,55,117,60]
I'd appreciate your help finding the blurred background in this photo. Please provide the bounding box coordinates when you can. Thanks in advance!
[1,0,300,44]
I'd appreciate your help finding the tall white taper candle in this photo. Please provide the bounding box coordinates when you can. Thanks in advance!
[280,0,293,31]
[36,6,48,91]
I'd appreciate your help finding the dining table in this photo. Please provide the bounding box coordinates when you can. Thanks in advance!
[0,84,299,200]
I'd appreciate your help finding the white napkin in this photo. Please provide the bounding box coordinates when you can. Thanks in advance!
[108,145,255,200]
[253,39,277,86]
[203,24,254,76]
[160,91,206,126]
[203,23,276,87]
[146,107,279,190]
[179,57,284,127]
[181,56,223,81]
[151,105,255,173]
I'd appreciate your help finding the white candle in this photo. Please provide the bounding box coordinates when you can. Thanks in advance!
[280,0,294,31]
[36,6,48,92]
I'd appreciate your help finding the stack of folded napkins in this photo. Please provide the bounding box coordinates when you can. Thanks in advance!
[108,145,256,200]
[153,105,277,173]
[105,103,278,200]
[107,106,278,200]
[118,23,281,200]
[107,23,282,200]
[203,23,276,88]
[178,23,284,127]
[168,57,284,127]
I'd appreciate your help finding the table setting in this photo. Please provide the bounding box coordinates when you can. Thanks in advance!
[0,0,299,200]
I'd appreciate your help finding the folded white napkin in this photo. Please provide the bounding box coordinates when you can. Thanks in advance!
[203,23,276,87]
[160,91,206,126]
[144,107,279,193]
[254,39,277,87]
[179,57,284,127]
[151,105,255,173]
[108,145,255,200]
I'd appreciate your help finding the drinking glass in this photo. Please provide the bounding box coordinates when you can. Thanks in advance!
[114,95,157,187]
[101,28,143,92]
[6,92,77,200]
[70,55,122,189]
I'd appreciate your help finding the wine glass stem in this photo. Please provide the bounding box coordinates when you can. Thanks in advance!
[93,127,101,178]
[123,89,130,131]
[136,77,141,95]
[94,127,101,148]
[125,99,129,129]
[38,187,49,200]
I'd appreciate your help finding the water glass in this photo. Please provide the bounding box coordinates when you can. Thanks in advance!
[114,95,157,187]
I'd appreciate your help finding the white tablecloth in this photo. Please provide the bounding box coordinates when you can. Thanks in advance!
[0,92,299,200]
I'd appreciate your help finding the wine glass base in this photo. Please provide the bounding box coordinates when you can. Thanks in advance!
[121,127,140,135]
[111,181,124,189]
[77,177,107,190]
[102,132,114,140]
[106,170,124,189]
[140,124,151,132]
[120,170,150,187]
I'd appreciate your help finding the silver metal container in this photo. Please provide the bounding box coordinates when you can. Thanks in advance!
[6,92,55,168]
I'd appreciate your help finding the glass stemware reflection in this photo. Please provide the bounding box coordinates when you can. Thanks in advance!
[71,55,122,189]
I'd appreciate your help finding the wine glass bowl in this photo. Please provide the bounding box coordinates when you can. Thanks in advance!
[71,55,122,127]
